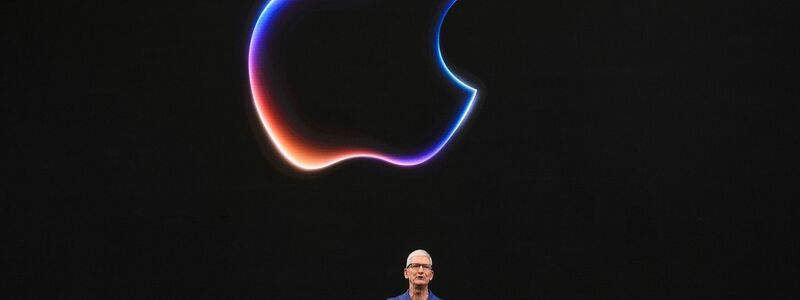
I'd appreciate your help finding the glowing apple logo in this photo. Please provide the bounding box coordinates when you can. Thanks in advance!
[248,0,479,171]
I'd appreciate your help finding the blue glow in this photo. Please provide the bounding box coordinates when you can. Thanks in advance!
[248,0,480,170]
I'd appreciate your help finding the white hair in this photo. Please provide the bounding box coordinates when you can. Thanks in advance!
[406,249,433,267]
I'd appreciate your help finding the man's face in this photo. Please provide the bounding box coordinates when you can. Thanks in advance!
[404,256,434,287]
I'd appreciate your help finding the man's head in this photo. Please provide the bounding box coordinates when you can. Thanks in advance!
[403,249,434,288]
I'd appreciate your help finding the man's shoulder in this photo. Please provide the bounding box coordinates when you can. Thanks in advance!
[386,291,409,300]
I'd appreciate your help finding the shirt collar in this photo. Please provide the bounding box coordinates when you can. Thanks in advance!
[404,289,440,300]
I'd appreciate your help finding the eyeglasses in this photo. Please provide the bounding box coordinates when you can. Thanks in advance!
[406,263,432,270]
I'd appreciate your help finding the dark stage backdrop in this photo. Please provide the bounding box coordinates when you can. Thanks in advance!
[5,0,796,299]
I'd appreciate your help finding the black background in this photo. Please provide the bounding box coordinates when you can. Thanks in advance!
[5,0,797,299]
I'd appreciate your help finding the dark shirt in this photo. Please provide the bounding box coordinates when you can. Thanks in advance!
[387,290,442,300]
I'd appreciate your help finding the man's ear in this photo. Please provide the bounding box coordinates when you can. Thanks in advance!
[403,269,409,279]
[429,270,434,281]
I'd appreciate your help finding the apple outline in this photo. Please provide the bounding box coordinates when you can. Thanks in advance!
[248,0,479,171]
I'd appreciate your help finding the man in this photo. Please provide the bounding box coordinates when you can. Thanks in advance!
[387,249,442,300]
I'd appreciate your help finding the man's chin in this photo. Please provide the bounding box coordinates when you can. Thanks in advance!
[412,279,429,286]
